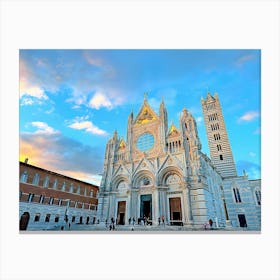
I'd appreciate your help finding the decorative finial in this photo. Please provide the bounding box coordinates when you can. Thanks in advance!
[144,92,148,100]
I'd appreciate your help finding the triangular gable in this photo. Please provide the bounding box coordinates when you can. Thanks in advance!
[206,92,215,102]
[134,99,159,125]
[158,154,183,174]
[112,163,131,178]
[118,138,126,150]
[133,157,155,176]
[168,123,180,137]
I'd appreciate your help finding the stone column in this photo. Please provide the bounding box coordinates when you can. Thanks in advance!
[108,192,117,220]
[182,185,192,224]
[130,188,139,221]
[157,185,168,221]
[153,187,159,225]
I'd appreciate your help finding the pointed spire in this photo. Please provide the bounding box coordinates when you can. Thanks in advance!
[144,92,148,101]
[113,129,118,140]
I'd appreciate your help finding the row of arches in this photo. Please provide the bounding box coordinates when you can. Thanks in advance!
[111,167,184,191]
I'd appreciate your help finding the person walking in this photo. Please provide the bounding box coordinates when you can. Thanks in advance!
[162,215,165,227]
[158,217,161,226]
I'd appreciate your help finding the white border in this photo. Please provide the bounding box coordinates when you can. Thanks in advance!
[1,1,279,280]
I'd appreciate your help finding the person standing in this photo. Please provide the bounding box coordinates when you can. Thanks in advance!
[209,219,213,229]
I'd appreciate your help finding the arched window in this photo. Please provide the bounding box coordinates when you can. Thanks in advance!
[69,183,74,193]
[76,185,80,194]
[61,181,66,191]
[255,189,261,205]
[233,187,242,203]
[20,171,28,183]
[53,179,58,189]
[43,176,49,188]
[32,173,40,185]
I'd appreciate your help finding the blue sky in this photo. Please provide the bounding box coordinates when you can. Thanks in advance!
[19,49,261,185]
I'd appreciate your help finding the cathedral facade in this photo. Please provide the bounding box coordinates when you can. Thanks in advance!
[97,93,261,230]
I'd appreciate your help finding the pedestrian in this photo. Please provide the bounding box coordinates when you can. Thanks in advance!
[68,222,71,230]
[158,217,161,226]
[105,219,108,227]
[132,217,135,226]
[129,217,131,225]
[162,215,165,227]
[61,226,64,230]
[109,224,112,231]
[209,219,213,229]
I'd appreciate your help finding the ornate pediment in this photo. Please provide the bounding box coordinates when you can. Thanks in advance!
[134,98,158,126]
[119,138,126,150]
[168,123,180,137]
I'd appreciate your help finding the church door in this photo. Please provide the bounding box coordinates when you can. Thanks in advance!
[20,212,30,230]
[169,197,182,225]
[117,201,126,225]
[140,194,152,221]
[238,214,247,227]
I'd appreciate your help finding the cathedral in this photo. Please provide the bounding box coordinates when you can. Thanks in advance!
[97,92,261,230]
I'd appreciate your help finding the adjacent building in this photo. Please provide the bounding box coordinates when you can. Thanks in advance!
[97,93,261,230]
[19,159,99,230]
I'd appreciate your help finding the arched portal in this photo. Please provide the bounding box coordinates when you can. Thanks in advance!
[20,212,30,230]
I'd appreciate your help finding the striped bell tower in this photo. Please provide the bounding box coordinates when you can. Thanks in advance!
[201,92,237,178]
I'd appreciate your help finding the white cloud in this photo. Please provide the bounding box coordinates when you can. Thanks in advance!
[20,97,34,106]
[238,111,260,122]
[89,92,113,110]
[20,59,48,100]
[31,122,58,135]
[196,116,203,123]
[68,119,108,136]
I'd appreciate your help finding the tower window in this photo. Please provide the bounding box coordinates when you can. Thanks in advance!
[220,155,223,160]
[255,190,261,205]
[233,188,242,203]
